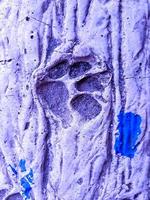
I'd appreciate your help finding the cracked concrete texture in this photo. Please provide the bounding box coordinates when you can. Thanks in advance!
[0,0,150,199]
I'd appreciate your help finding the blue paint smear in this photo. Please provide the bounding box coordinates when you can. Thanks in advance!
[114,111,142,158]
[19,159,26,172]
[25,169,33,184]
[9,164,17,175]
[20,177,32,199]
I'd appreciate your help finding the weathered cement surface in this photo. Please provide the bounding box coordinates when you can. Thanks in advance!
[0,0,150,199]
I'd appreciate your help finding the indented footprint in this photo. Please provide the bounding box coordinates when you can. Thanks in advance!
[75,71,111,92]
[70,93,102,120]
[37,81,69,117]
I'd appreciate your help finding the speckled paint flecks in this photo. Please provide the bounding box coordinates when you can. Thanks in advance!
[20,177,32,200]
[19,159,26,172]
[9,160,34,199]
[115,111,142,158]
[20,168,34,200]
[25,169,33,184]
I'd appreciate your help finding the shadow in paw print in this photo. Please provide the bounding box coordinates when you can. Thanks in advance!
[38,81,69,117]
[69,62,92,78]
[71,94,101,120]
[75,71,111,92]
[75,75,102,92]
[48,61,69,79]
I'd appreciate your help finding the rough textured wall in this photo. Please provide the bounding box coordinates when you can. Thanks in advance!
[0,0,150,199]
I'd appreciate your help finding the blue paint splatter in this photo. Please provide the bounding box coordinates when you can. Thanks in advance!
[20,166,34,200]
[9,164,17,175]
[9,159,34,199]
[114,111,142,158]
[20,177,32,200]
[19,159,26,172]
[25,169,33,184]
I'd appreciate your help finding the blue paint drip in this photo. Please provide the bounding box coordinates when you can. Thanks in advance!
[19,159,26,172]
[20,177,32,199]
[114,111,142,158]
[25,169,33,184]
[9,164,17,175]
